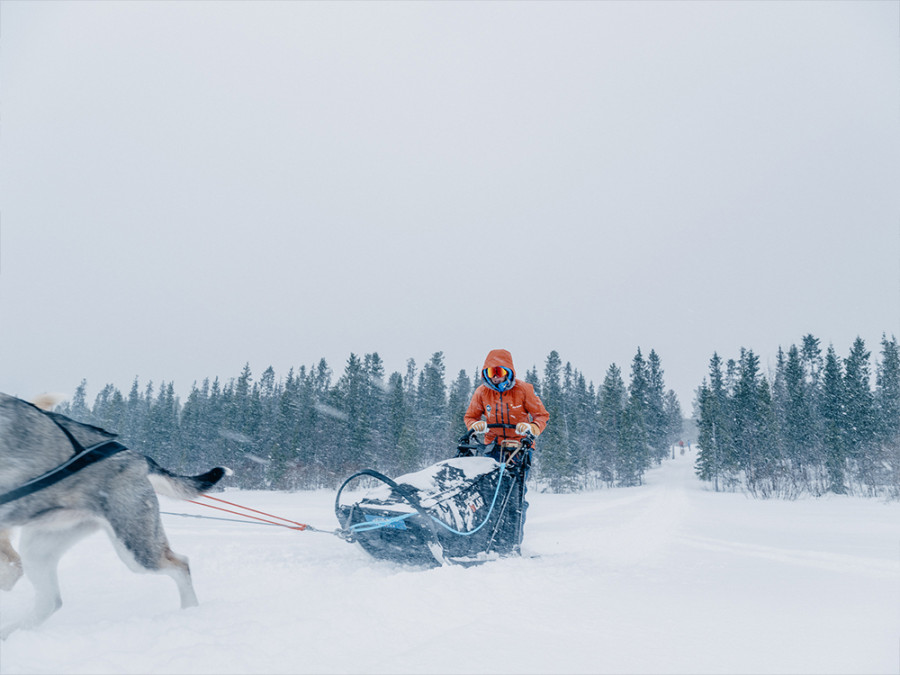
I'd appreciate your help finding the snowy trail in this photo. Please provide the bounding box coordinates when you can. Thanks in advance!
[678,533,899,578]
[1,450,898,674]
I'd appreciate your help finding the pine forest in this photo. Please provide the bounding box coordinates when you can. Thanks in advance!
[54,335,900,499]
[695,335,900,498]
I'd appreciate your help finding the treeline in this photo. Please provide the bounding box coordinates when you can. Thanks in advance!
[695,335,900,498]
[56,349,684,492]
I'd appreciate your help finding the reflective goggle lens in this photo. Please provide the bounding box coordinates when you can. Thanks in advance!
[486,367,508,379]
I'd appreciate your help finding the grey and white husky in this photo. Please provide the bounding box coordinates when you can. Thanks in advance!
[0,392,228,638]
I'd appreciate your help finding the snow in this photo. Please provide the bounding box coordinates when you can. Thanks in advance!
[361,457,499,502]
[1,450,898,674]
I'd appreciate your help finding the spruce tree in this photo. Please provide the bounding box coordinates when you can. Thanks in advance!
[254,366,284,488]
[221,364,260,484]
[695,353,733,490]
[844,338,877,490]
[401,358,422,470]
[133,380,156,460]
[525,366,541,393]
[618,398,648,487]
[618,349,650,486]
[146,382,180,469]
[249,371,280,489]
[91,383,126,436]
[298,364,329,488]
[70,379,90,420]
[383,372,406,471]
[363,353,389,469]
[800,334,824,387]
[206,377,227,470]
[663,390,683,457]
[799,335,826,472]
[560,362,585,486]
[537,351,569,491]
[447,369,473,448]
[781,344,819,490]
[270,370,302,489]
[122,377,143,443]
[820,346,847,494]
[573,372,598,483]
[752,376,781,496]
[180,380,211,472]
[645,350,669,462]
[731,349,775,492]
[330,354,368,476]
[597,364,626,486]
[417,352,449,465]
[875,335,900,491]
[695,381,715,483]
[313,358,340,480]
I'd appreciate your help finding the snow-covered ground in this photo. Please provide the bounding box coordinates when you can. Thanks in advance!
[1,449,898,675]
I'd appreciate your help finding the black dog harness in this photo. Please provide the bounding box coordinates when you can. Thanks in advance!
[0,407,127,507]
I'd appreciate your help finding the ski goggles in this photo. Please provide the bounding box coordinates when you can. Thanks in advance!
[485,367,510,380]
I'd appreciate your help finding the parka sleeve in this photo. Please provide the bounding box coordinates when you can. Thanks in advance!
[463,389,486,429]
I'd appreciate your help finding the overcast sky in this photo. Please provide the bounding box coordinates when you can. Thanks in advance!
[1,1,898,413]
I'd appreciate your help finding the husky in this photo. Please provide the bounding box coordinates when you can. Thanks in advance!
[0,392,228,638]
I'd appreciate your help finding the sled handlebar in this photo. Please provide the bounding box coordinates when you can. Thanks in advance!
[456,423,535,455]
[486,423,535,447]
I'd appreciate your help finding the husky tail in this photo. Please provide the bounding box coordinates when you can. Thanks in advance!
[145,457,231,499]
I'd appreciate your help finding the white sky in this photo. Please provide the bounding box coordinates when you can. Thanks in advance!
[1,1,898,411]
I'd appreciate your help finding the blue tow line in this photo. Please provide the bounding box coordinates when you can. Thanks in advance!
[348,461,508,537]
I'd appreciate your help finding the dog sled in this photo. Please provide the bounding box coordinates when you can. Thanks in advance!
[334,424,533,567]
[0,398,536,638]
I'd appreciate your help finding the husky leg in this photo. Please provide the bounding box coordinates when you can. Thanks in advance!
[109,537,198,609]
[1,519,99,638]
[103,498,199,609]
[0,530,23,591]
[160,547,198,609]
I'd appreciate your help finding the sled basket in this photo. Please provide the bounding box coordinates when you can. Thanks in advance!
[335,456,526,567]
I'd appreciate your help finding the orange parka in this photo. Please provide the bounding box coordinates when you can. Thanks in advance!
[464,349,550,445]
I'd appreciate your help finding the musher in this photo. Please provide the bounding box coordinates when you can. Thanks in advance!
[464,349,549,544]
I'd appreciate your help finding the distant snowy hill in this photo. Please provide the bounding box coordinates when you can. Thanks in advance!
[1,450,898,674]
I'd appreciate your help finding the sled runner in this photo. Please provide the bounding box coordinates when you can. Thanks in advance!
[334,424,532,567]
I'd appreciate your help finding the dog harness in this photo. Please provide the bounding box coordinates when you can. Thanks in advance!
[0,405,127,507]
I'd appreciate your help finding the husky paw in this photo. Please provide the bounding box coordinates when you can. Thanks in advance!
[0,621,22,640]
[0,560,23,591]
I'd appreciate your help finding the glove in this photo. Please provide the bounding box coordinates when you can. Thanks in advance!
[470,420,487,433]
[516,422,538,436]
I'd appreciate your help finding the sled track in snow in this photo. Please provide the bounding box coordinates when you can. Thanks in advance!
[676,534,899,578]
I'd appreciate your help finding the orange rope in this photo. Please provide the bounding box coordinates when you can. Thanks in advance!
[187,494,309,531]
